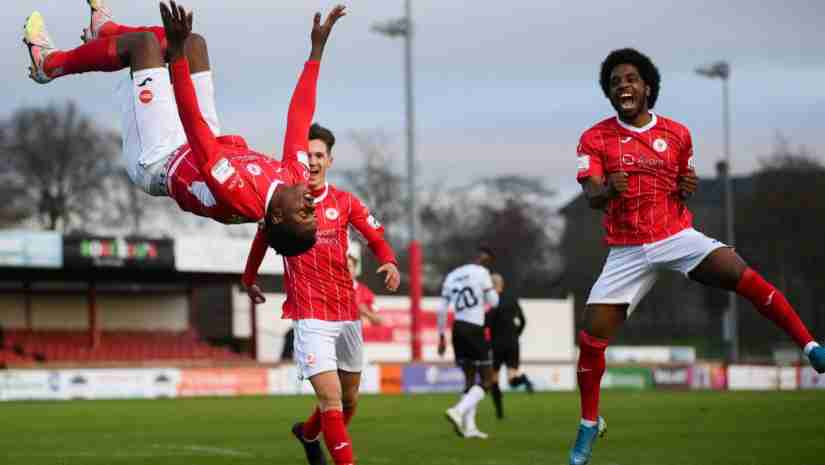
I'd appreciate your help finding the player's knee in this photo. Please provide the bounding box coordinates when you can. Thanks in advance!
[342,394,358,411]
[314,388,343,411]
[317,396,343,411]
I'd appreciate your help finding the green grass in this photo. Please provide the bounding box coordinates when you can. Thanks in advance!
[1,391,822,465]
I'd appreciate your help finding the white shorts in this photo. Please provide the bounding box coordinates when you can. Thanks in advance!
[293,319,364,380]
[586,228,728,315]
[117,67,221,196]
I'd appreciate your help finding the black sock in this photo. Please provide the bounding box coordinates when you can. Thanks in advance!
[491,383,504,419]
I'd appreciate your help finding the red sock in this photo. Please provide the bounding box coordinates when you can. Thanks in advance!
[302,406,322,441]
[321,410,354,465]
[736,267,814,349]
[577,330,608,422]
[96,23,168,52]
[44,37,123,78]
[343,405,356,426]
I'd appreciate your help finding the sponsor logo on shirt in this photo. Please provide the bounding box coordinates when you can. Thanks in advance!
[623,154,665,169]
[367,215,381,229]
[577,155,590,172]
[653,138,668,153]
[139,89,153,104]
[211,158,235,184]
[246,163,262,176]
[325,208,340,220]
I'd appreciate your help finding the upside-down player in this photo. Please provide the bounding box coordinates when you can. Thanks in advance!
[22,0,345,257]
[569,48,825,465]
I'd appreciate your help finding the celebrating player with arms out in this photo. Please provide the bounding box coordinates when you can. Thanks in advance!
[242,122,400,465]
[569,48,825,465]
[22,0,346,257]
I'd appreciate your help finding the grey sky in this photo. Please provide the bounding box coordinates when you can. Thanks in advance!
[3,0,824,203]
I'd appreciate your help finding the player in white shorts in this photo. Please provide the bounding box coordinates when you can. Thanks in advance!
[568,47,824,465]
[23,0,331,262]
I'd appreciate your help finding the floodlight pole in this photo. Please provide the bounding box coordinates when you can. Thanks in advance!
[697,61,738,362]
[374,0,423,361]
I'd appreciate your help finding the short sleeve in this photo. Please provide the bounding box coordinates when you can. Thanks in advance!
[576,131,605,182]
[679,127,695,173]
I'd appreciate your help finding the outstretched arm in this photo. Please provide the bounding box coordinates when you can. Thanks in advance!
[282,6,346,166]
[241,228,269,304]
[161,1,219,170]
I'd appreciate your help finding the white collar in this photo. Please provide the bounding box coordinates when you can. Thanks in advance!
[261,180,283,223]
[313,182,329,204]
[616,112,657,133]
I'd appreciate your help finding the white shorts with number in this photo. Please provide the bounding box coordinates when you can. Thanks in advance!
[116,67,221,196]
[586,228,728,315]
[293,319,364,380]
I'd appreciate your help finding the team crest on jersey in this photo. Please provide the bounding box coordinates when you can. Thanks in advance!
[325,208,340,220]
[688,156,695,169]
[306,353,316,367]
[653,138,668,153]
[211,158,235,184]
[367,215,381,229]
[246,163,262,176]
[139,89,153,104]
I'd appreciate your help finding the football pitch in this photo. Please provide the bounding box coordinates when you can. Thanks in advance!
[1,390,822,465]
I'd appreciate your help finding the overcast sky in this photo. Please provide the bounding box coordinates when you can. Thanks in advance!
[3,1,824,202]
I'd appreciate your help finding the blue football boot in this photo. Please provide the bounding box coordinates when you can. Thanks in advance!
[569,416,607,465]
[809,345,825,374]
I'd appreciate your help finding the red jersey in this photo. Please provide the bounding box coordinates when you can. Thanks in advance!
[165,59,318,224]
[354,280,376,312]
[576,113,694,246]
[243,183,397,321]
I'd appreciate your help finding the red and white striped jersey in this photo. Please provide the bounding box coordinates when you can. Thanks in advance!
[164,60,318,225]
[576,113,694,246]
[243,183,396,321]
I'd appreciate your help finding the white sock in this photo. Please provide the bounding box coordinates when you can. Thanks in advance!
[454,385,485,415]
[580,418,598,428]
[463,404,478,431]
[804,341,820,356]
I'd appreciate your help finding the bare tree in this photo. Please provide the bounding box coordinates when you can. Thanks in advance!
[340,130,407,241]
[422,175,562,296]
[0,102,121,232]
[333,129,410,291]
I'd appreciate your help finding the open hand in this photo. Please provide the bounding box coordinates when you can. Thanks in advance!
[243,283,266,305]
[437,334,446,357]
[377,262,401,292]
[678,169,698,199]
[608,171,629,196]
[310,5,346,60]
[159,1,192,62]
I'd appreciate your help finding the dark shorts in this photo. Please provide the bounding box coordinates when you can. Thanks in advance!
[493,343,520,371]
[451,320,492,367]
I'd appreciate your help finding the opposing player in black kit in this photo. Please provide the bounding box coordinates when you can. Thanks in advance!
[486,273,534,419]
